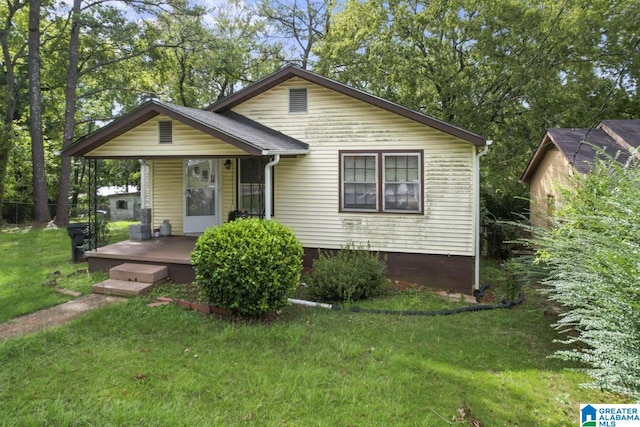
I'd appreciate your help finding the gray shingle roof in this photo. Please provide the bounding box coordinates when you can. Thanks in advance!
[548,128,632,174]
[600,119,640,149]
[63,100,309,157]
[160,102,309,153]
[522,120,640,183]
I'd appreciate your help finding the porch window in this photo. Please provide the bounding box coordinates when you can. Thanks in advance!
[340,151,423,214]
[238,158,273,216]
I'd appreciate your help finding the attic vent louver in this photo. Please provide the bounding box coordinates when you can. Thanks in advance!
[158,120,173,144]
[289,88,307,113]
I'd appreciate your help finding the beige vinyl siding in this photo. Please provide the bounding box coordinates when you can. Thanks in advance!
[87,115,248,157]
[529,147,573,228]
[151,160,184,234]
[234,78,477,256]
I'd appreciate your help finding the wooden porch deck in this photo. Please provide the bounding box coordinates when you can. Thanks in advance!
[85,236,198,284]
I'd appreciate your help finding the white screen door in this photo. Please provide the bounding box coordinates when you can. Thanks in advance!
[184,159,219,234]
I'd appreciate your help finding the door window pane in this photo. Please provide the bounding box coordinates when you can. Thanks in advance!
[186,159,216,217]
[187,188,215,216]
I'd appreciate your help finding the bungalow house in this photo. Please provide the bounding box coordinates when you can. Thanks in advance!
[63,65,489,294]
[521,120,640,227]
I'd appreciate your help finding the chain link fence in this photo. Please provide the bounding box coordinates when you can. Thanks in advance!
[1,201,91,224]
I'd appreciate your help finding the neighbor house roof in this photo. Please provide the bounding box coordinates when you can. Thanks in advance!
[521,120,640,184]
[63,100,309,157]
[207,65,487,147]
[599,119,640,152]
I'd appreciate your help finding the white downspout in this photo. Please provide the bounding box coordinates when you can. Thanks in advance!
[475,140,492,290]
[264,154,280,220]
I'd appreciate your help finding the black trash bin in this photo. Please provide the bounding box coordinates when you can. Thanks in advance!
[66,223,89,263]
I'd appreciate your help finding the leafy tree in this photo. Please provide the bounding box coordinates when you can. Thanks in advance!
[149,0,283,107]
[533,153,640,401]
[314,0,639,221]
[28,0,51,223]
[258,0,333,69]
[54,0,194,226]
[0,0,28,222]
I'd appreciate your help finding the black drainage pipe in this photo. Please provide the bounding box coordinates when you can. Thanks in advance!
[326,291,524,317]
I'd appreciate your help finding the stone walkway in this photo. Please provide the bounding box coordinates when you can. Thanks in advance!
[0,294,126,339]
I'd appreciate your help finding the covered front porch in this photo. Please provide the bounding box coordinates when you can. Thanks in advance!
[86,236,198,284]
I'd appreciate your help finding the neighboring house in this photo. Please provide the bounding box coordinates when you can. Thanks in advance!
[107,192,140,221]
[522,120,640,227]
[63,65,488,293]
[97,186,141,221]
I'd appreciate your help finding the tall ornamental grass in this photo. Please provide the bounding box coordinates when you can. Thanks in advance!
[535,154,640,401]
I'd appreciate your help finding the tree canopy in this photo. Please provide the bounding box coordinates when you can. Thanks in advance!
[0,0,638,224]
[314,0,639,218]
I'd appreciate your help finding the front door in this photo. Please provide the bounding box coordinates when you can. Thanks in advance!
[184,159,219,234]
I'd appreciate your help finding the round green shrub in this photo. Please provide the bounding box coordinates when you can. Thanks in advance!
[306,243,388,302]
[191,218,303,317]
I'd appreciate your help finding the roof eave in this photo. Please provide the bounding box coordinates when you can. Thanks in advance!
[63,100,266,158]
[521,132,553,184]
[261,149,310,156]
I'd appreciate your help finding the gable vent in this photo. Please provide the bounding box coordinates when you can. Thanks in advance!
[289,88,308,113]
[158,120,173,144]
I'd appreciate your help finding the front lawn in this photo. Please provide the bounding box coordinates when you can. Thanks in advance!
[0,226,627,425]
[0,222,131,322]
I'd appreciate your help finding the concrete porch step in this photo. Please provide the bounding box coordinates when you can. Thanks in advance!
[92,279,159,297]
[93,263,170,297]
[109,263,168,284]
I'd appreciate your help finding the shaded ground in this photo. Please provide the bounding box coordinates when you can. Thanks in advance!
[0,294,126,339]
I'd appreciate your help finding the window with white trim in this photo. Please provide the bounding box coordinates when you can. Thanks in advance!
[340,151,423,213]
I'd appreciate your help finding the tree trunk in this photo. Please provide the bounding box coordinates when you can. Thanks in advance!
[28,0,50,223]
[55,0,81,227]
[0,0,27,223]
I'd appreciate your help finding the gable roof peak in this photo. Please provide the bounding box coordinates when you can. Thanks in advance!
[207,66,486,147]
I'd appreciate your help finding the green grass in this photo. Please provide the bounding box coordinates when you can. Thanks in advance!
[0,227,629,425]
[0,222,132,322]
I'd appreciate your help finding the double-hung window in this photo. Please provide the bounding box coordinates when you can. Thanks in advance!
[340,150,423,214]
